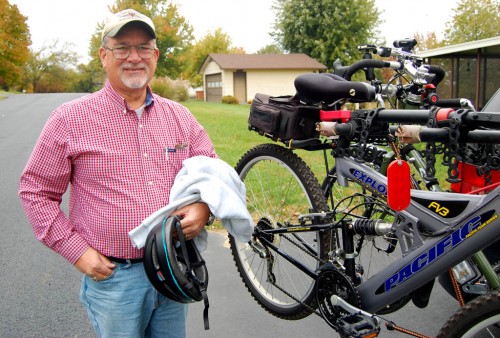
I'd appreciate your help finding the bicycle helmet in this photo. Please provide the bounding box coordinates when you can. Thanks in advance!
[143,215,210,329]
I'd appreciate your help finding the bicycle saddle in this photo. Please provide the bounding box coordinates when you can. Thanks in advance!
[294,73,376,104]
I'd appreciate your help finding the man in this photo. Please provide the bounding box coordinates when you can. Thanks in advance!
[19,9,216,338]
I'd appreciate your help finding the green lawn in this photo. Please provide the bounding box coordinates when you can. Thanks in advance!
[183,100,262,167]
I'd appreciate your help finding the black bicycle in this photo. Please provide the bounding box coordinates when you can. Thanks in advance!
[229,72,500,337]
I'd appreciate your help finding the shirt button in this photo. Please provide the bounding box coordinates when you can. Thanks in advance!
[139,124,143,128]
[143,153,148,157]
[148,181,153,186]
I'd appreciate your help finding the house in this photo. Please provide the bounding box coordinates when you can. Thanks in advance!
[198,53,327,103]
[418,36,500,110]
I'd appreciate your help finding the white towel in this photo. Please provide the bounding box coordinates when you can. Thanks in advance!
[128,156,254,251]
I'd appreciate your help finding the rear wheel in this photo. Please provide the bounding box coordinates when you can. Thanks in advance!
[229,143,331,320]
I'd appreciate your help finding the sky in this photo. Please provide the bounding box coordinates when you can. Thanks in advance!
[10,0,459,63]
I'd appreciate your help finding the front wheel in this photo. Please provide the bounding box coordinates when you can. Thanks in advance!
[229,143,331,320]
[437,289,500,337]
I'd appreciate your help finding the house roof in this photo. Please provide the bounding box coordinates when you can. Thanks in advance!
[417,35,500,58]
[198,53,327,74]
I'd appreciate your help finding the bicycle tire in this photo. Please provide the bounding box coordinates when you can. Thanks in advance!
[437,289,500,338]
[229,143,331,320]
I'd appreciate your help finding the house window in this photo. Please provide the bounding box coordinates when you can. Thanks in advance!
[207,81,222,88]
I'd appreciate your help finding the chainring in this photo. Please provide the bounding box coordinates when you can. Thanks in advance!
[315,263,361,330]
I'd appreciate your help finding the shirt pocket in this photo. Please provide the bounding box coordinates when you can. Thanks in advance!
[164,143,190,174]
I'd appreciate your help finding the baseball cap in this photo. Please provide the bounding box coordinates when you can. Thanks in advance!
[102,9,156,41]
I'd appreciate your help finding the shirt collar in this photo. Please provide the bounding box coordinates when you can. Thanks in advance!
[103,81,155,113]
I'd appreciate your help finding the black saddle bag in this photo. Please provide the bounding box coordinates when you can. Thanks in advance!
[249,93,320,141]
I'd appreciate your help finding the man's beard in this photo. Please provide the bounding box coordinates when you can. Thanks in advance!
[120,63,150,89]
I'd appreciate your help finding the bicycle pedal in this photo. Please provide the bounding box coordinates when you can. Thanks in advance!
[330,295,381,338]
[337,313,380,338]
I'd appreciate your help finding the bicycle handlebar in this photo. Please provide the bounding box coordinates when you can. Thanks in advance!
[334,41,447,87]
[424,64,446,86]
[339,59,403,81]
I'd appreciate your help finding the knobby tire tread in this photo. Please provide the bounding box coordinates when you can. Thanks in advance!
[436,288,500,338]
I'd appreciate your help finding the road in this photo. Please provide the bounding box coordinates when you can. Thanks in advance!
[0,93,459,337]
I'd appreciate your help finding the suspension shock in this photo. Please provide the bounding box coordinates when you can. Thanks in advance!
[351,219,393,236]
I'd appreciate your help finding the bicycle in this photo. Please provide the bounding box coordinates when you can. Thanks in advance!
[229,73,500,337]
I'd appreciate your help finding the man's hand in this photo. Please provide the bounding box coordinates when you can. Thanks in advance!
[74,247,115,281]
[171,202,211,240]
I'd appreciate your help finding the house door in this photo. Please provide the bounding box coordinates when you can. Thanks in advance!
[233,71,247,103]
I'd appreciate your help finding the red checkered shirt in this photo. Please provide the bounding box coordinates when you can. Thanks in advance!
[19,82,217,264]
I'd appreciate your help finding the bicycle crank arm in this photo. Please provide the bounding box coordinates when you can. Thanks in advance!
[330,295,381,337]
[331,295,379,321]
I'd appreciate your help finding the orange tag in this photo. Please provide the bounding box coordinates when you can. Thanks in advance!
[387,160,411,211]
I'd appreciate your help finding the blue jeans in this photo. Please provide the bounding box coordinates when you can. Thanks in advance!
[80,261,188,338]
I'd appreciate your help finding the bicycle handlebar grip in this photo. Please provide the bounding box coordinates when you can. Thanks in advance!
[343,59,391,80]
[425,65,446,86]
[333,59,350,78]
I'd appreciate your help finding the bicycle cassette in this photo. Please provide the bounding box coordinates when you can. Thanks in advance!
[315,263,380,337]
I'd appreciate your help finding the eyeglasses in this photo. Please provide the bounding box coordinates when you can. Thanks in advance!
[105,45,157,60]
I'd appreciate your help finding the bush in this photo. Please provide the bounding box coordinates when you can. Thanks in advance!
[221,95,239,104]
[151,77,189,102]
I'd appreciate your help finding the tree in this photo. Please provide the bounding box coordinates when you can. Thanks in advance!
[257,44,284,54]
[23,41,78,92]
[73,62,104,93]
[272,0,382,69]
[0,0,31,90]
[183,28,242,87]
[88,0,195,80]
[35,66,80,93]
[444,0,500,45]
[413,32,445,53]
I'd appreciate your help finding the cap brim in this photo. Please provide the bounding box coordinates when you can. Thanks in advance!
[105,20,156,39]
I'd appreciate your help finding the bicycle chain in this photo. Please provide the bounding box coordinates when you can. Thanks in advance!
[269,233,329,318]
[271,280,322,317]
[281,233,323,262]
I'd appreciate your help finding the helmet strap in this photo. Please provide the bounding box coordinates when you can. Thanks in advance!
[173,216,210,330]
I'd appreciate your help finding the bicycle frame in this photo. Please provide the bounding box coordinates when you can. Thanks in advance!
[336,156,500,313]
[253,154,500,315]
